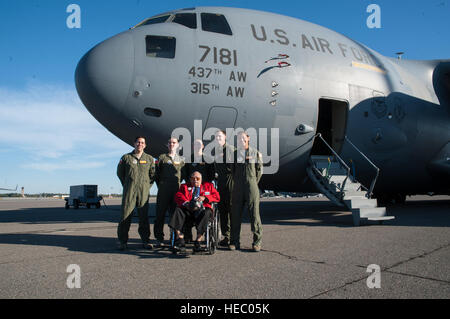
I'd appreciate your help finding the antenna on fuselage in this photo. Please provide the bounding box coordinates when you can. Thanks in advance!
[396,52,405,60]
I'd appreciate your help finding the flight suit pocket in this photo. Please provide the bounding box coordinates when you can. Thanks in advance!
[127,159,139,181]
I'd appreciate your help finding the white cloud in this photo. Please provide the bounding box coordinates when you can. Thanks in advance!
[0,82,130,171]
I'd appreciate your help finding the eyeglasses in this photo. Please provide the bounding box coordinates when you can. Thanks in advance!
[190,177,201,181]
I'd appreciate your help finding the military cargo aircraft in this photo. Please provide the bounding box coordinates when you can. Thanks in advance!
[75,7,449,213]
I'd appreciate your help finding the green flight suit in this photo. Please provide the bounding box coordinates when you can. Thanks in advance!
[117,152,155,244]
[154,153,185,241]
[230,147,263,247]
[214,144,235,241]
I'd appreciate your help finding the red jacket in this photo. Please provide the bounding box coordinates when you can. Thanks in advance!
[174,182,220,209]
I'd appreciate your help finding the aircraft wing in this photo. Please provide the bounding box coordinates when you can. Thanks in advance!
[0,185,18,191]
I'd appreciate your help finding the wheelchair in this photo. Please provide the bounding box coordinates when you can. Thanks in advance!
[170,203,219,255]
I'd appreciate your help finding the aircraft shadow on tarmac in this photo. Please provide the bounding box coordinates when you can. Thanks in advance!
[260,199,450,227]
[0,199,449,227]
[0,201,353,227]
[0,205,123,225]
[0,232,199,259]
[0,199,448,258]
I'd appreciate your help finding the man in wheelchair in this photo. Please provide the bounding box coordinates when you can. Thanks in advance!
[169,171,220,253]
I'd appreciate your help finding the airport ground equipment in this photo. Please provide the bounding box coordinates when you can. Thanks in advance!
[65,185,103,209]
[307,135,395,226]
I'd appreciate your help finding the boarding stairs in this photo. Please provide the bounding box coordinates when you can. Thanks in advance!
[307,134,395,226]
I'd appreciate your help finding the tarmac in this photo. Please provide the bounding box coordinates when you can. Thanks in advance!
[0,195,449,299]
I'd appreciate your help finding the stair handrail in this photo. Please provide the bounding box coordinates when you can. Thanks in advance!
[313,133,351,194]
[344,136,380,199]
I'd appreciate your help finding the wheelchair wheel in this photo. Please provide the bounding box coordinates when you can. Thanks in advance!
[207,224,216,255]
[207,211,219,255]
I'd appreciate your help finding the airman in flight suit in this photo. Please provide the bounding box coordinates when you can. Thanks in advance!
[213,130,235,247]
[154,137,185,246]
[229,131,263,252]
[117,136,155,250]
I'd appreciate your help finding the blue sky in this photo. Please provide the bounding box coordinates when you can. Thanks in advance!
[0,0,449,194]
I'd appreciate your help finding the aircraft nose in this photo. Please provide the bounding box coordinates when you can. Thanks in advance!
[75,32,134,123]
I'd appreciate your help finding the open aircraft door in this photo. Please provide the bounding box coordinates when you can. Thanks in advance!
[311,98,349,156]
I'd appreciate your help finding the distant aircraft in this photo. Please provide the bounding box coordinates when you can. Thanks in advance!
[0,185,18,192]
[75,7,449,218]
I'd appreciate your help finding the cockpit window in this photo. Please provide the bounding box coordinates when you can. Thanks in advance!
[172,13,197,29]
[146,36,176,59]
[135,15,170,28]
[201,13,232,35]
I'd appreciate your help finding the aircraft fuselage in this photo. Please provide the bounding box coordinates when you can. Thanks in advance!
[75,7,450,197]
